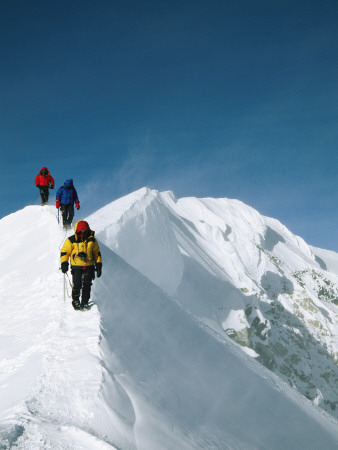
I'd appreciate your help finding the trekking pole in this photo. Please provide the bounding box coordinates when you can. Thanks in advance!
[63,274,66,302]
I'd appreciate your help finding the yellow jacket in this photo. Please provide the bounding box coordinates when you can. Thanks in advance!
[60,221,102,267]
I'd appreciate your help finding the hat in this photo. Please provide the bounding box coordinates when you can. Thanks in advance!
[76,221,90,233]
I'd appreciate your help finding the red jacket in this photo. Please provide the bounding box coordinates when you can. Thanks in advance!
[35,167,54,188]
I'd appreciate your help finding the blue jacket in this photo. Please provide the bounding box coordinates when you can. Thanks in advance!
[56,179,79,205]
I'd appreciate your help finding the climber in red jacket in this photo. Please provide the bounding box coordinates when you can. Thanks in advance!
[35,167,55,205]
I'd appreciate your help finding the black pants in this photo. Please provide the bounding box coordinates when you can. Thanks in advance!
[61,204,74,226]
[71,266,95,305]
[39,187,49,204]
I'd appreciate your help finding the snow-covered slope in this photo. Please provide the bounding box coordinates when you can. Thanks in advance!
[89,188,338,421]
[0,190,337,449]
[0,206,115,449]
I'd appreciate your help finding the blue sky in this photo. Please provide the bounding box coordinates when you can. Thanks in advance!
[1,0,337,250]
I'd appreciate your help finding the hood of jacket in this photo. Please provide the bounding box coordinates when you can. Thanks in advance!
[39,167,50,176]
[74,221,95,240]
[63,179,74,188]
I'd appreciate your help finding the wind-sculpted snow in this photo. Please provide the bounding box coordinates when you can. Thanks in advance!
[0,195,338,449]
[87,188,184,296]
[89,188,338,419]
[94,246,338,449]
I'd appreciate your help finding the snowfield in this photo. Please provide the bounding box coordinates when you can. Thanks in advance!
[0,188,337,449]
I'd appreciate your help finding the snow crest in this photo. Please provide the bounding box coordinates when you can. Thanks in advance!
[1,192,338,449]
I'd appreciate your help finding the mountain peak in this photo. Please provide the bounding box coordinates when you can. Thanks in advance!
[1,192,337,448]
[90,188,338,420]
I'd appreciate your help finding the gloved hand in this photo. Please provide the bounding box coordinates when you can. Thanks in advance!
[56,199,60,208]
[61,261,69,273]
[75,201,80,210]
[50,185,54,189]
[36,185,40,188]
[95,263,102,278]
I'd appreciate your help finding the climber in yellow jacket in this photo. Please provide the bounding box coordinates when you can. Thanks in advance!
[60,220,102,310]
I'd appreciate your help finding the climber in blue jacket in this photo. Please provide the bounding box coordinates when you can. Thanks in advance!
[56,179,80,229]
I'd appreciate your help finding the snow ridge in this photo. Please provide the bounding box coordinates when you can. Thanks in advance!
[89,188,338,419]
[0,191,338,449]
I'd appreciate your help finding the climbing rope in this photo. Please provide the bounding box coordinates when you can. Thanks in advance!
[62,271,73,301]
[59,220,70,303]
[38,200,73,303]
